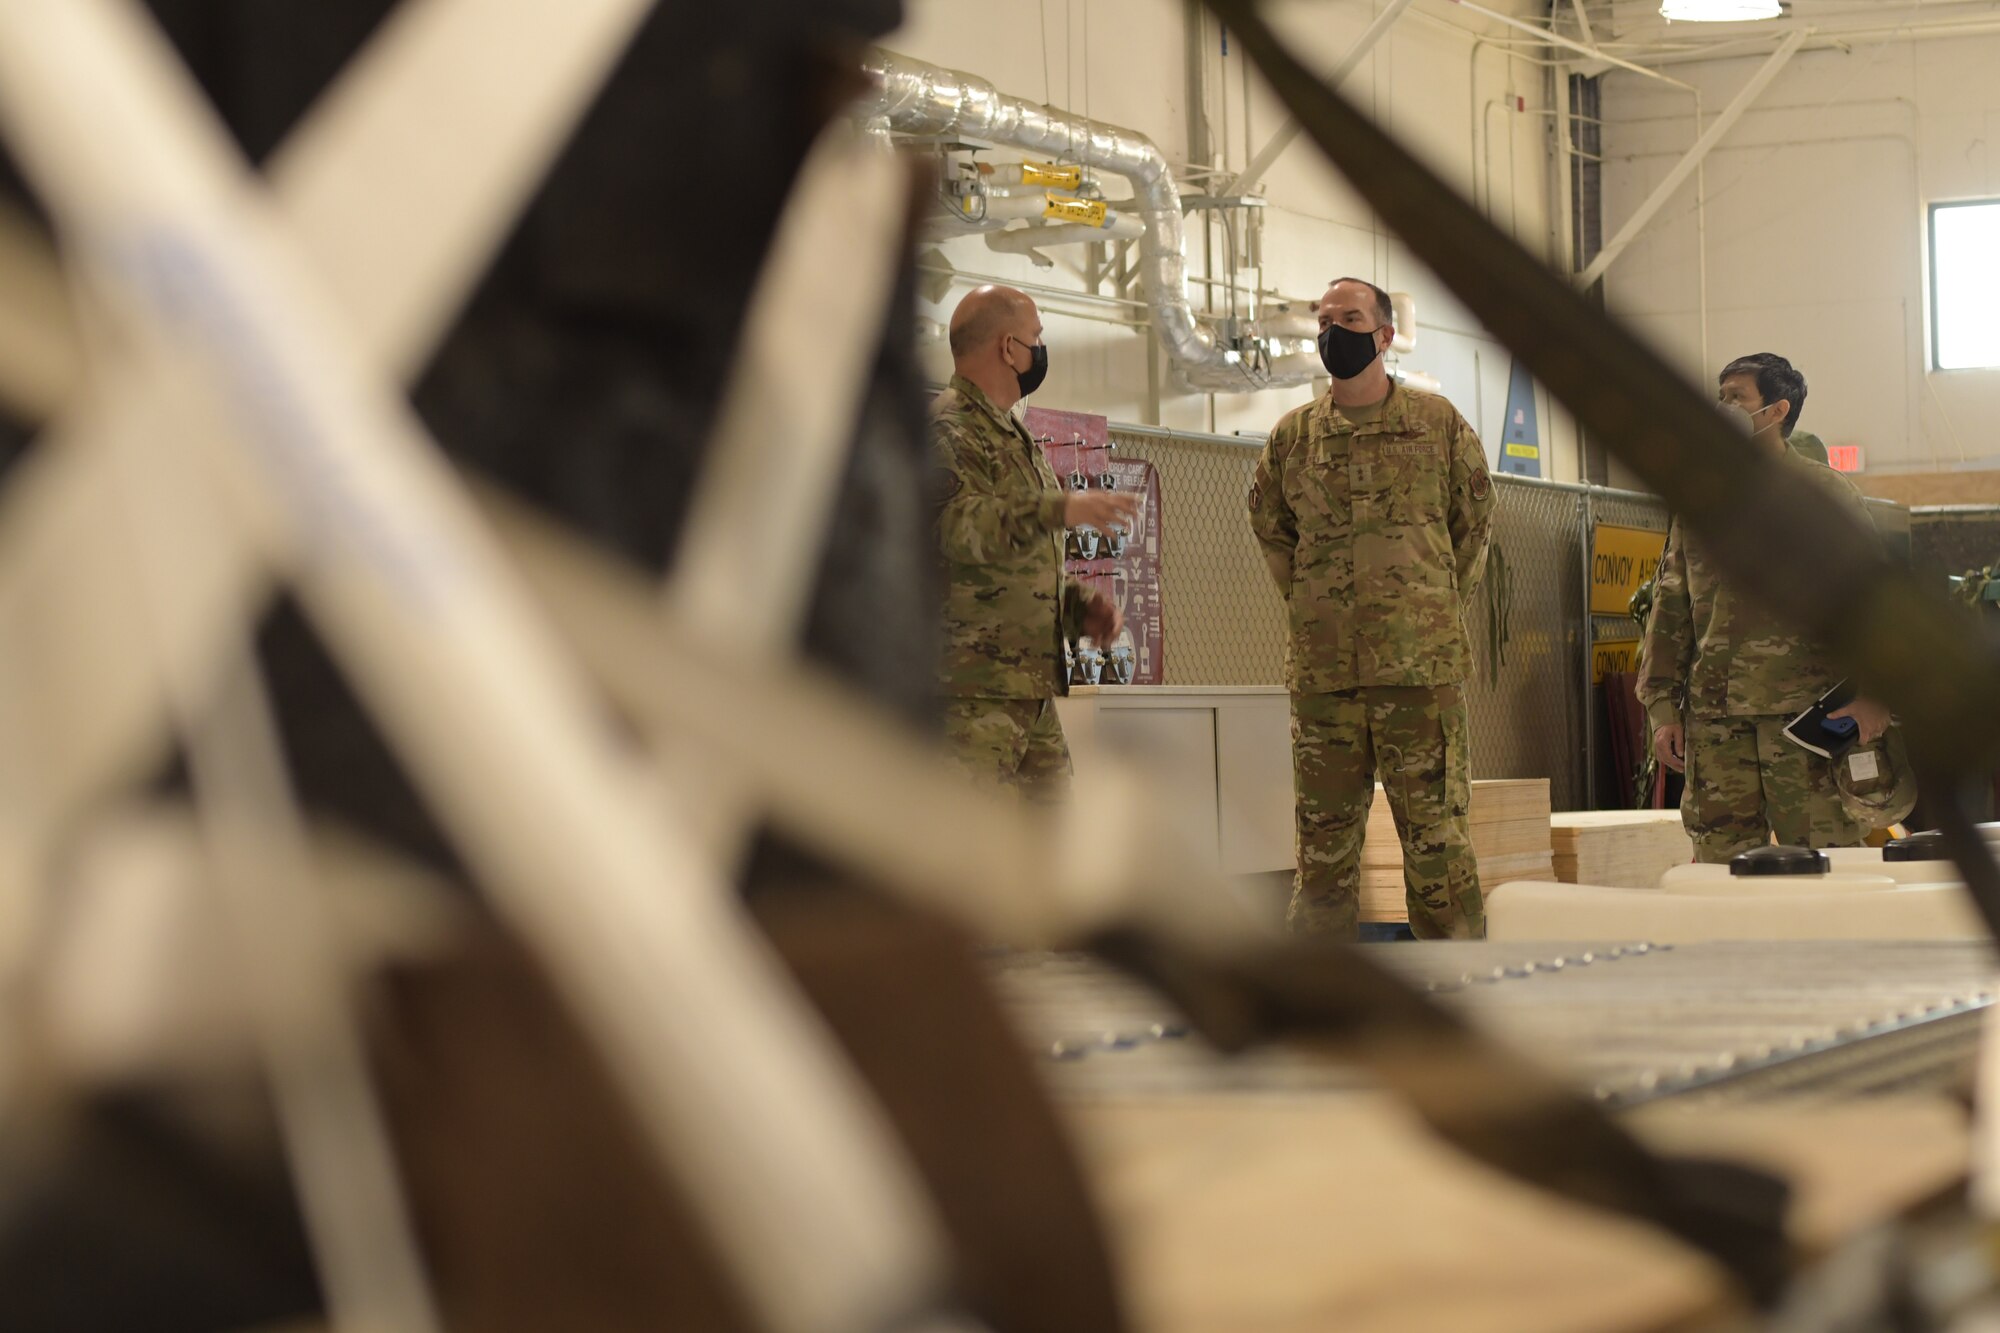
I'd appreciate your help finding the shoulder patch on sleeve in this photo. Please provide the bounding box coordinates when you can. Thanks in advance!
[1469,469,1491,500]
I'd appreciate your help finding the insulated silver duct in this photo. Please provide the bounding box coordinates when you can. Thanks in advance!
[860,48,1316,392]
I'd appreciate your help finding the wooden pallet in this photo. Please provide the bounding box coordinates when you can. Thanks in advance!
[1550,810,1692,889]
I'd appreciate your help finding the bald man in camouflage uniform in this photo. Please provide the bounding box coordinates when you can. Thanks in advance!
[1250,277,1496,939]
[1639,353,1895,860]
[936,285,1136,801]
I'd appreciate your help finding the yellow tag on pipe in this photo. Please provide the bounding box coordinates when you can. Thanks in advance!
[1022,161,1083,189]
[1043,193,1109,227]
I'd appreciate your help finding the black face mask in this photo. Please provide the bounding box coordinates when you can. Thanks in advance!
[1317,323,1384,380]
[1012,338,1049,397]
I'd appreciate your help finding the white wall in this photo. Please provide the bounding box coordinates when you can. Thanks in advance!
[885,0,1585,478]
[1600,34,2000,483]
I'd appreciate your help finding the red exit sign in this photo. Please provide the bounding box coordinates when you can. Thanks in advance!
[1826,444,1863,473]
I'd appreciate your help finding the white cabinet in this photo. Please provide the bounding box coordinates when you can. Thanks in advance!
[1055,686,1294,876]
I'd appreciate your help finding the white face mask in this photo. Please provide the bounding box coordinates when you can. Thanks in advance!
[1716,400,1759,436]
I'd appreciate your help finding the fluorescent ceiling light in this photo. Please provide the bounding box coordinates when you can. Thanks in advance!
[1660,0,1781,19]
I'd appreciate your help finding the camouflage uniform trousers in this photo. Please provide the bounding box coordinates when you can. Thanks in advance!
[1289,685,1483,940]
[942,698,1073,804]
[1681,712,1871,862]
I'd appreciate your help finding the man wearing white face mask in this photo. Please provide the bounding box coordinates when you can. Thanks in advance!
[1637,353,1900,860]
[1728,348,1832,462]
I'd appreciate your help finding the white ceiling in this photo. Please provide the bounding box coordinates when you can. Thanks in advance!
[1544,0,2000,68]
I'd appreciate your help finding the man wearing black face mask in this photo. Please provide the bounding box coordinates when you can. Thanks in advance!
[1249,277,1496,939]
[933,285,1138,801]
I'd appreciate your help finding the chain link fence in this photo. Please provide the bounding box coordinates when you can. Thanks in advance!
[1472,478,1596,810]
[1109,426,1288,685]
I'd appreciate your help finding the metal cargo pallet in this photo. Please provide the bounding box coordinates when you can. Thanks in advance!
[993,940,1998,1107]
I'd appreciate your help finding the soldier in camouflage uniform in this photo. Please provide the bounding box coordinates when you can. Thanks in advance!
[1638,353,1894,861]
[1249,277,1496,939]
[935,286,1137,801]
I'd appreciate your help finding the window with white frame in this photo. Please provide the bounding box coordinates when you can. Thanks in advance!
[1931,200,2000,370]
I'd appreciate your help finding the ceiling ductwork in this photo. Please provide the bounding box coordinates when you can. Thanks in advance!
[858,48,1319,392]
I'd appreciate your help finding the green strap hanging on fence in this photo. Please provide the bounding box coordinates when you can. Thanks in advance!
[1483,543,1510,690]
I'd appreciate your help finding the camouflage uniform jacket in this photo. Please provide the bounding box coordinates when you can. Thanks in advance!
[1787,429,1830,466]
[1636,449,1873,733]
[934,375,1088,698]
[1248,383,1496,691]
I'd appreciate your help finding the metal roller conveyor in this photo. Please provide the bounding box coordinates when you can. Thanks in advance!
[994,942,1999,1107]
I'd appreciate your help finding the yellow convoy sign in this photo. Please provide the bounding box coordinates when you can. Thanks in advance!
[1591,638,1640,685]
[1590,523,1667,617]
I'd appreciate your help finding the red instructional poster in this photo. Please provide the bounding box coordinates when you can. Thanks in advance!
[1025,405,1165,686]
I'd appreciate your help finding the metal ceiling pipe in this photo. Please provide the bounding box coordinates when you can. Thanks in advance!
[984,221,1147,265]
[860,47,1313,391]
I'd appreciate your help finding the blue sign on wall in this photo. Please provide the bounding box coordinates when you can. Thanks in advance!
[1497,358,1542,477]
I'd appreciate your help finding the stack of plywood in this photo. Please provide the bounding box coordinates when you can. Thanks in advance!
[1361,778,1553,923]
[1549,810,1692,889]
